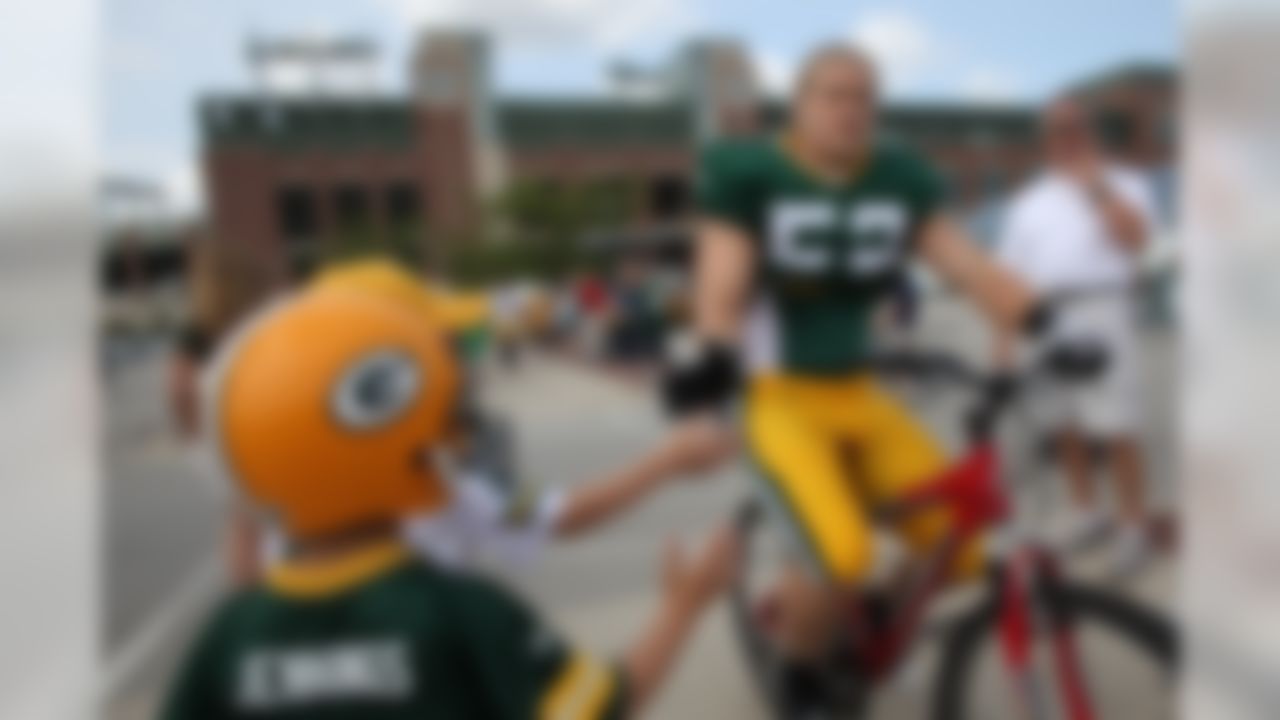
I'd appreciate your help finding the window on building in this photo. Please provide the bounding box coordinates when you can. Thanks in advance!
[967,126,997,149]
[333,184,372,239]
[937,167,961,203]
[943,167,975,208]
[386,182,422,230]
[276,185,318,244]
[649,175,689,219]
[1097,109,1137,154]
[385,182,426,265]
[983,165,1006,200]
[1160,111,1176,152]
[260,104,285,134]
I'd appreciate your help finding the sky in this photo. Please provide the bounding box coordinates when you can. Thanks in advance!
[103,0,1177,215]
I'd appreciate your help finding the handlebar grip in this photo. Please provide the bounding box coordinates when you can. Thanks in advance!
[1040,341,1109,382]
[966,374,1019,443]
[868,351,980,386]
[1021,300,1055,338]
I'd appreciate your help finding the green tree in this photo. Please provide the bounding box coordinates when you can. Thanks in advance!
[454,176,639,283]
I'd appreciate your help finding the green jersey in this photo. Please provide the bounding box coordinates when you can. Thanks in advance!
[697,137,945,374]
[160,550,626,720]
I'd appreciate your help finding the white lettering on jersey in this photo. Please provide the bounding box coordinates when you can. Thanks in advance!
[236,639,413,711]
[768,199,909,278]
[768,200,835,273]
[848,200,908,275]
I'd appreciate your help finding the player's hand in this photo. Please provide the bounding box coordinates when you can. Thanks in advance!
[662,523,742,613]
[656,416,736,477]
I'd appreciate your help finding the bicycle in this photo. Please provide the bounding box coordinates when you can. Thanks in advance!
[730,343,1178,719]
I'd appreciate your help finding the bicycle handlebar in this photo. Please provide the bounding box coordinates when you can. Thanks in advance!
[865,350,987,388]
[866,340,1109,443]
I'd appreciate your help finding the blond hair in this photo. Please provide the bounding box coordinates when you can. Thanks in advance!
[793,42,879,99]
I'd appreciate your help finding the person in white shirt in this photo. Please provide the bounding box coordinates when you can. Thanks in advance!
[995,97,1159,578]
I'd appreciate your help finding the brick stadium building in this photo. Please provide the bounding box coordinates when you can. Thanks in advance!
[199,31,1175,285]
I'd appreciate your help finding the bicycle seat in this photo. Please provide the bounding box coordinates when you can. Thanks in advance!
[1041,339,1109,382]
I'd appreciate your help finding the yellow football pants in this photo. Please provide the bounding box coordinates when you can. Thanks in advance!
[745,374,978,584]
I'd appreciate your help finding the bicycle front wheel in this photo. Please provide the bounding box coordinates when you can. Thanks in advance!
[932,579,1178,720]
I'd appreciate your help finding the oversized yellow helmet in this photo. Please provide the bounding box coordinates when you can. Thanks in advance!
[203,287,461,540]
[310,258,491,334]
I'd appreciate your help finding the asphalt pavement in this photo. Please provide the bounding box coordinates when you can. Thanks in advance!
[102,298,1177,719]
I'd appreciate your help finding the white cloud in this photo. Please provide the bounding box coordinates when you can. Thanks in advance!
[958,67,1023,104]
[378,0,696,52]
[103,141,204,218]
[848,9,935,93]
[756,51,795,97]
[162,162,203,216]
[845,8,1027,103]
[105,37,161,80]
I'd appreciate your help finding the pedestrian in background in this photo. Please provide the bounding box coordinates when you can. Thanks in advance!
[572,269,610,360]
[168,231,274,584]
[492,279,532,370]
[995,97,1159,578]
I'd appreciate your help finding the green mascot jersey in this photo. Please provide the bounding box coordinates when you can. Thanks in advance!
[697,136,945,375]
[160,555,626,720]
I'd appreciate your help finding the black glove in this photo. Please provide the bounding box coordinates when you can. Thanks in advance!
[966,372,1019,443]
[1020,300,1055,338]
[1042,339,1109,382]
[660,334,742,417]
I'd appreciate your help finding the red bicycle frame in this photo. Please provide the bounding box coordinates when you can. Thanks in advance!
[853,438,1099,720]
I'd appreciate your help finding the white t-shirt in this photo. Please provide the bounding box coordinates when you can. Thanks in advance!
[401,471,565,570]
[997,167,1158,293]
[259,472,566,571]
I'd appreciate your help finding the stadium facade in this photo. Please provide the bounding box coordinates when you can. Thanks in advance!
[199,30,1175,283]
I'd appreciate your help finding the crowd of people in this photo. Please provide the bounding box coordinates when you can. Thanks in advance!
[482,255,688,373]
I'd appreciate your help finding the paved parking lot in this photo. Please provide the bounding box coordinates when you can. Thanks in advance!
[103,299,1177,718]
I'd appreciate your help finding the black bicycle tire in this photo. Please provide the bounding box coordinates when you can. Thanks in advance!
[729,499,790,716]
[729,498,872,719]
[931,579,1178,720]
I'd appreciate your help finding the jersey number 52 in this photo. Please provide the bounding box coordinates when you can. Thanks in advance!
[768,200,908,277]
